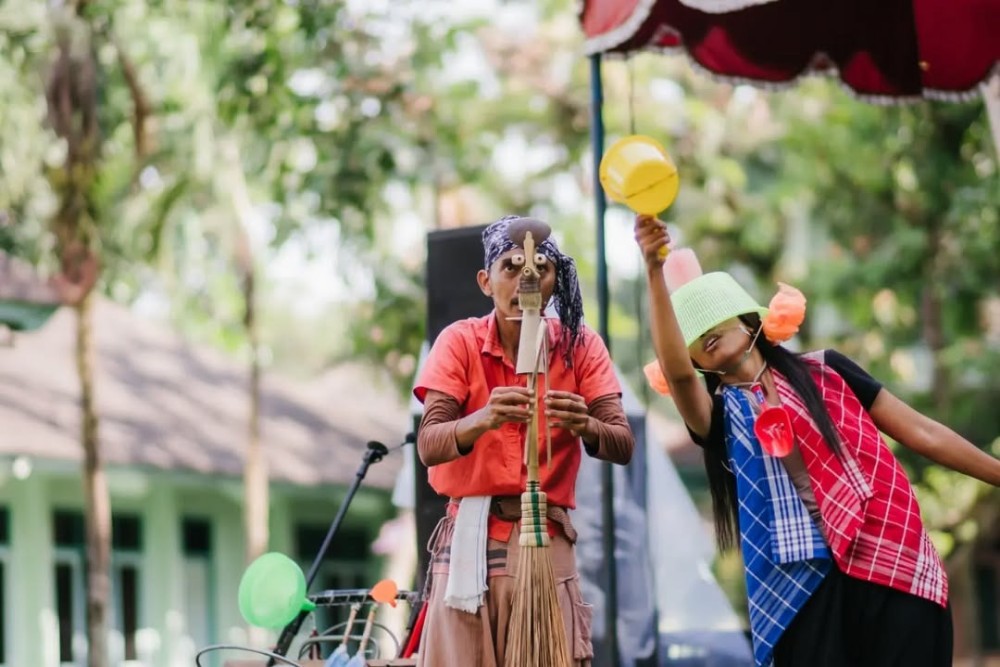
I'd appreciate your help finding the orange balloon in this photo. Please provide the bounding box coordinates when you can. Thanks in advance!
[643,360,671,396]
[762,282,807,344]
[370,579,398,607]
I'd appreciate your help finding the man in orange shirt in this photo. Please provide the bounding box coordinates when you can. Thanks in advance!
[413,215,634,667]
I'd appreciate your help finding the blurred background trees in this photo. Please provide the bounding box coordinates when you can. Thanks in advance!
[3,0,997,646]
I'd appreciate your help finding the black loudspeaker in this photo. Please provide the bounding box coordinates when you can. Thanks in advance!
[425,225,492,344]
[413,225,493,589]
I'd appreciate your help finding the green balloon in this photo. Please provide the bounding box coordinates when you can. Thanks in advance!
[238,552,314,628]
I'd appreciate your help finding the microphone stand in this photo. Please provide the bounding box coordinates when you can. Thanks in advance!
[268,439,390,663]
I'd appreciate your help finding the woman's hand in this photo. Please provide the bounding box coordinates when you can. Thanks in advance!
[633,214,670,270]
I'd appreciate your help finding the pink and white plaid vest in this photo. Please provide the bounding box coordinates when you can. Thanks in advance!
[772,356,948,608]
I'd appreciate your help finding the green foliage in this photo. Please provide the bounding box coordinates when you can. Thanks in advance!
[0,4,57,262]
[774,91,998,555]
[3,0,996,555]
[606,72,998,619]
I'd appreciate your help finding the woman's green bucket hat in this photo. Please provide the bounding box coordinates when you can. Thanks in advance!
[671,271,769,348]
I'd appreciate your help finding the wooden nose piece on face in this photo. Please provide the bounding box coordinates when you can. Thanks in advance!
[506,217,551,248]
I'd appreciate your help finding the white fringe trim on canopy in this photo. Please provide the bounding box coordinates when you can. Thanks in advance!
[583,0,660,55]
[676,0,780,14]
[585,2,999,107]
[600,24,999,107]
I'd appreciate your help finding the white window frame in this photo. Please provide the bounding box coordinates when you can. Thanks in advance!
[53,513,145,667]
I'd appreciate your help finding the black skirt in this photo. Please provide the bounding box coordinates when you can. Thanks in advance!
[773,565,952,667]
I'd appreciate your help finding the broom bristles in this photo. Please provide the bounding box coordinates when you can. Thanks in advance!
[505,544,574,667]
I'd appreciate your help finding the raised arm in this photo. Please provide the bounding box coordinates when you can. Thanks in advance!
[634,214,714,438]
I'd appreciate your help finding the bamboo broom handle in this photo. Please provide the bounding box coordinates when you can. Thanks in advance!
[526,369,539,482]
[339,603,361,646]
[357,605,378,655]
[525,321,548,483]
[519,321,550,548]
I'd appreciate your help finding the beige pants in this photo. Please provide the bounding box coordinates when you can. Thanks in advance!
[416,516,593,667]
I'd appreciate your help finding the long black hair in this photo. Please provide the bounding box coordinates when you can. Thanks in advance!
[702,314,843,552]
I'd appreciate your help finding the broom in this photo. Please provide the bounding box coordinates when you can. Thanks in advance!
[504,220,574,667]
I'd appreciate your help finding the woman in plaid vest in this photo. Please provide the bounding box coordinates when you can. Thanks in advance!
[634,214,1000,667]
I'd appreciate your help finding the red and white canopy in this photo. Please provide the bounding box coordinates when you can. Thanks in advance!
[580,0,1000,102]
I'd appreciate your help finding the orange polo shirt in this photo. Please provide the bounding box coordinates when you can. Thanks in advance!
[413,311,621,540]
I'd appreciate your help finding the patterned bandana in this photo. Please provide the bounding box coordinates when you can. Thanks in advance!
[481,215,585,366]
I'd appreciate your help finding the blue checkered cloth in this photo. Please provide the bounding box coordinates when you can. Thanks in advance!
[722,387,832,667]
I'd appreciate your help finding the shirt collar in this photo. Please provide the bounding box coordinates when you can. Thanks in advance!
[482,310,505,358]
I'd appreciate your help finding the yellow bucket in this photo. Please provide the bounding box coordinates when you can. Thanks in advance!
[599,135,679,215]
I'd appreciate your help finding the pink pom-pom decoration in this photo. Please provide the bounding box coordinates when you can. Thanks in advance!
[762,282,807,343]
[643,360,671,396]
[662,247,704,293]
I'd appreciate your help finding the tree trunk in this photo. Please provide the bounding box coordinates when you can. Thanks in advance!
[242,254,268,565]
[946,490,999,665]
[76,292,112,667]
[922,224,951,411]
[982,71,1000,163]
[921,286,950,409]
[223,135,269,566]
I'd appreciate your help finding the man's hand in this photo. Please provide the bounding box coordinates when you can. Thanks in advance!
[475,386,534,431]
[545,390,592,439]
